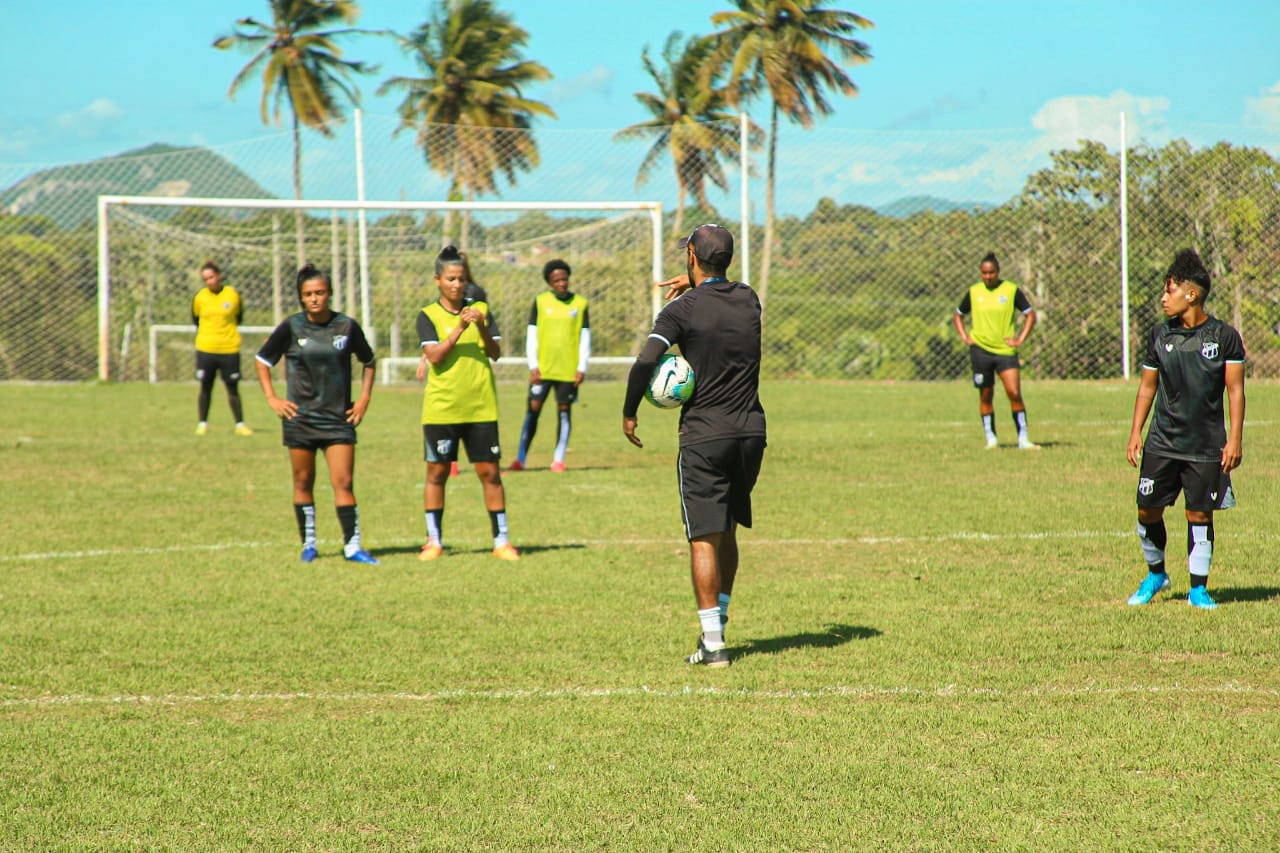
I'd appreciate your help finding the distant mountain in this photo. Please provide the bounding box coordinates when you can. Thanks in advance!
[1,143,274,229]
[875,195,994,219]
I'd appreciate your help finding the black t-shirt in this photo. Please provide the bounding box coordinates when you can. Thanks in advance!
[1141,315,1245,461]
[257,312,375,433]
[625,279,766,447]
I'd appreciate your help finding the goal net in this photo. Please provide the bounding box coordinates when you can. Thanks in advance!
[96,197,663,383]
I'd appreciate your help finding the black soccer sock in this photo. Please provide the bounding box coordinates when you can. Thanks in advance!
[1137,519,1167,573]
[425,509,443,545]
[1013,409,1028,438]
[489,509,509,547]
[554,409,571,462]
[294,503,316,547]
[517,407,538,460]
[337,505,359,547]
[226,380,244,422]
[197,374,216,422]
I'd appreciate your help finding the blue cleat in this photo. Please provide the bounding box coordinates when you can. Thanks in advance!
[1127,572,1169,606]
[1187,587,1218,610]
[300,545,318,563]
[344,549,379,565]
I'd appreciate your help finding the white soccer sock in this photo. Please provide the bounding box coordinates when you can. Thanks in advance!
[554,410,571,463]
[1188,523,1213,580]
[699,607,724,648]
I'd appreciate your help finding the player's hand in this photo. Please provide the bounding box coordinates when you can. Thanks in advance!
[1221,440,1243,473]
[346,396,370,426]
[656,273,691,302]
[573,370,584,387]
[269,396,298,420]
[1125,434,1142,467]
[622,416,642,448]
[461,307,485,329]
[530,368,542,385]
[1004,337,1020,348]
[415,355,428,382]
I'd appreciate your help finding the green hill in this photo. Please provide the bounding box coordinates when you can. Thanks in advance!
[1,143,274,229]
[876,195,993,218]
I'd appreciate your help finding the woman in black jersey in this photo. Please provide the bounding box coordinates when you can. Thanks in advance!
[255,264,379,565]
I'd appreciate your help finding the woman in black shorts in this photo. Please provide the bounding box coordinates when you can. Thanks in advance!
[255,264,378,564]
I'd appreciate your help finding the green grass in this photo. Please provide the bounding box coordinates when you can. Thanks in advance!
[2,379,1279,850]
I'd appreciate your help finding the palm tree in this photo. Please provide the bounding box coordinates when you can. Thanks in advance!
[214,0,376,262]
[614,32,758,238]
[710,0,873,309]
[378,0,555,248]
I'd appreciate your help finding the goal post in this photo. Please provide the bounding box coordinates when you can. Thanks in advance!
[98,195,665,382]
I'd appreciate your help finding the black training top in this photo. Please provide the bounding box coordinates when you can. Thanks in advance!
[256,312,376,434]
[1140,315,1245,462]
[624,279,766,447]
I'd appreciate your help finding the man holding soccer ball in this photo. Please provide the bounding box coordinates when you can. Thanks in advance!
[622,224,766,668]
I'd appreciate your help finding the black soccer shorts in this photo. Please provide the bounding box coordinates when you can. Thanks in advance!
[528,379,579,407]
[1136,452,1236,512]
[969,345,1020,389]
[423,422,501,464]
[677,436,766,540]
[195,351,242,384]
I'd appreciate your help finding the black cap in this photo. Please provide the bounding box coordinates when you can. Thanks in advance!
[678,223,734,269]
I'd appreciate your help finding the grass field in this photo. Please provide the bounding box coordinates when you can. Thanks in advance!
[2,378,1279,850]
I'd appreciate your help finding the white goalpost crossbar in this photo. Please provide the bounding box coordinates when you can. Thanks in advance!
[148,324,277,384]
[99,195,665,382]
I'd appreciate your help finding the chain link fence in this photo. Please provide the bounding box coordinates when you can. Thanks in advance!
[2,114,1277,382]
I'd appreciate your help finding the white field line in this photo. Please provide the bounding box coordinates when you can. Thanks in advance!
[7,528,1280,564]
[4,682,1278,710]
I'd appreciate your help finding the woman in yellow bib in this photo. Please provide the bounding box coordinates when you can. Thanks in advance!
[415,246,518,562]
[952,252,1038,449]
[191,260,251,436]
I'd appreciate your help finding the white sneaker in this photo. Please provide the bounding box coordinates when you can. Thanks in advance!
[985,436,999,450]
[1018,437,1040,450]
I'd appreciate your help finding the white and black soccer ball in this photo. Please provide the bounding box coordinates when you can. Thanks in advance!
[645,354,695,409]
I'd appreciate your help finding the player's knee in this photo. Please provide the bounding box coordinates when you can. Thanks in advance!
[1137,506,1164,524]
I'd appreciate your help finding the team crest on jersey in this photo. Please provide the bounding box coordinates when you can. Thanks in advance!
[1138,477,1155,496]
[1165,343,1173,351]
[298,338,309,347]
[1201,341,1218,359]
[222,301,232,310]
[569,308,579,318]
[998,295,1008,304]
[333,334,348,351]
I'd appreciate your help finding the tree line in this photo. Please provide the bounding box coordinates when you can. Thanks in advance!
[3,138,1276,382]
[212,0,874,306]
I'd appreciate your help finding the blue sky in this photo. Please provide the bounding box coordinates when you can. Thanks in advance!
[2,0,1278,208]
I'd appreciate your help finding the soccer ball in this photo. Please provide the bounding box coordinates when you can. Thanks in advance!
[645,354,695,409]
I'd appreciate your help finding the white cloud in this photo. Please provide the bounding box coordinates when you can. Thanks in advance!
[842,162,881,184]
[52,98,125,137]
[1031,90,1170,147]
[548,65,614,102]
[1243,81,1280,131]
